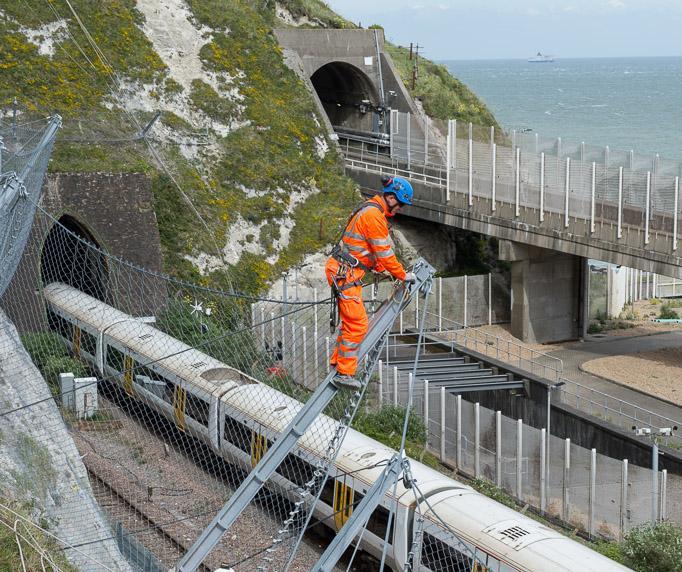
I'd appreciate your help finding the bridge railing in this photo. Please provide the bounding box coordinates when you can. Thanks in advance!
[341,111,682,260]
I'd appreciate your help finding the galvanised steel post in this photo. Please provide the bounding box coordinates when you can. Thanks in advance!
[496,411,502,487]
[620,459,629,541]
[516,419,523,500]
[540,429,547,512]
[652,439,659,523]
[475,403,481,478]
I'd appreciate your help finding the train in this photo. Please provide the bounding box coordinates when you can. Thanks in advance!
[43,282,631,572]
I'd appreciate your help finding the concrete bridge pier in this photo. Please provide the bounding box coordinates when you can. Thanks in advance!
[500,241,585,344]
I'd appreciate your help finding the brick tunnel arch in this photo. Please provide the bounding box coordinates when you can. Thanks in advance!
[311,61,381,132]
[41,215,108,301]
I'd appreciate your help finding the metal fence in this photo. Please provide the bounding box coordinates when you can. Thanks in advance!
[374,372,679,541]
[343,111,682,257]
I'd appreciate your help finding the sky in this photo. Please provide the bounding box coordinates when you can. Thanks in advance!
[326,0,682,60]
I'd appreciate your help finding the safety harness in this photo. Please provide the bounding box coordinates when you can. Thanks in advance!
[329,199,385,332]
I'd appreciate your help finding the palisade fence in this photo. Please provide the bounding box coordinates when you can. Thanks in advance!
[375,368,681,542]
[253,273,682,542]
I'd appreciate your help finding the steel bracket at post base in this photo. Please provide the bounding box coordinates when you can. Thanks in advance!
[174,258,435,572]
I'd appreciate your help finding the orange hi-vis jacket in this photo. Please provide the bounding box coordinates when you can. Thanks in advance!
[325,194,406,376]
[336,194,407,281]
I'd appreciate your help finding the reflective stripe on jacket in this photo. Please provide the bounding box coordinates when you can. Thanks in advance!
[340,195,406,281]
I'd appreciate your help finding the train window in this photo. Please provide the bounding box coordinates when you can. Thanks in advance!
[80,330,97,356]
[223,416,252,453]
[421,532,472,572]
[276,453,317,488]
[106,345,125,372]
[366,504,394,544]
[47,308,73,340]
[185,393,209,426]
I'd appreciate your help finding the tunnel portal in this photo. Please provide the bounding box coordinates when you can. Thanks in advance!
[310,62,382,132]
[41,215,108,301]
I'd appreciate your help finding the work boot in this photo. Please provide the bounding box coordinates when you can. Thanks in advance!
[332,374,362,390]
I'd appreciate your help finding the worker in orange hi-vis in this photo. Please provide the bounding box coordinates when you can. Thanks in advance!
[326,176,416,390]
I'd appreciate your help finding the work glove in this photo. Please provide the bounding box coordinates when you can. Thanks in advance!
[403,272,416,283]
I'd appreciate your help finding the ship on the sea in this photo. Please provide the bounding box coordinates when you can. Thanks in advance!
[528,52,555,62]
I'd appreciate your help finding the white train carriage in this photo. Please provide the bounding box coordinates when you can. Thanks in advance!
[43,282,632,572]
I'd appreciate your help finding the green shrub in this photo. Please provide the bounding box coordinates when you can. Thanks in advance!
[587,322,603,334]
[649,297,662,305]
[658,303,679,320]
[623,522,682,572]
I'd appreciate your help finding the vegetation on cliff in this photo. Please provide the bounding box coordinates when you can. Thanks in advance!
[0,0,498,293]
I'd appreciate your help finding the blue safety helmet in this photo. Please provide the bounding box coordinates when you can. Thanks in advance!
[382,176,413,205]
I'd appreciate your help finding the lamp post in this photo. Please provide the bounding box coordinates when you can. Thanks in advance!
[633,425,677,522]
[545,381,565,511]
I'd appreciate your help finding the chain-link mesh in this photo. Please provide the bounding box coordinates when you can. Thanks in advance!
[0,115,61,297]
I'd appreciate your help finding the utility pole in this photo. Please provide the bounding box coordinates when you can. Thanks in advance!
[411,44,421,90]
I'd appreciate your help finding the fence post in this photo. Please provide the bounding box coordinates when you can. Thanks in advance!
[260,307,266,348]
[589,448,596,537]
[271,311,276,350]
[661,469,668,521]
[423,380,429,447]
[456,395,462,469]
[415,293,419,329]
[474,402,480,478]
[491,143,497,211]
[406,112,411,170]
[674,177,679,251]
[438,277,443,331]
[302,326,307,387]
[399,308,404,334]
[325,336,330,372]
[282,273,288,359]
[540,428,547,513]
[378,360,383,406]
[516,419,523,500]
[564,157,571,228]
[620,459,629,541]
[446,119,452,202]
[618,167,624,238]
[515,147,521,217]
[291,323,297,378]
[424,115,429,164]
[563,438,571,522]
[590,162,596,234]
[539,152,545,222]
[463,275,468,328]
[393,367,399,406]
[495,411,502,487]
[488,273,492,326]
[440,387,446,460]
[645,171,651,245]
[468,124,473,206]
[313,289,319,381]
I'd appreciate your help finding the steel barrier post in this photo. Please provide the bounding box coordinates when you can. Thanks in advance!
[423,379,429,446]
[618,166,624,238]
[474,402,480,478]
[468,125,473,206]
[564,157,571,227]
[378,360,383,405]
[496,411,502,487]
[539,152,545,222]
[446,119,452,201]
[491,143,497,211]
[440,386,446,460]
[456,395,462,469]
[590,161,596,234]
[515,147,520,217]
[620,459,629,540]
[661,469,668,521]
[438,277,443,331]
[313,289,319,380]
[302,326,307,386]
[645,171,651,244]
[540,428,547,512]
[516,419,523,499]
[325,336,330,372]
[563,438,571,522]
[674,177,679,251]
[393,367,398,406]
[488,273,492,326]
[589,448,596,537]
[463,275,468,328]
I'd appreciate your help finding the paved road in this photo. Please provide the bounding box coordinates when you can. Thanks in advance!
[548,330,682,425]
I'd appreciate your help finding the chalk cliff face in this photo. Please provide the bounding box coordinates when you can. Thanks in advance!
[0,311,131,571]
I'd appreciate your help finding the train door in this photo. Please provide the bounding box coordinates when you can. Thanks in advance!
[250,425,269,468]
[123,355,135,396]
[333,475,355,530]
[173,385,187,431]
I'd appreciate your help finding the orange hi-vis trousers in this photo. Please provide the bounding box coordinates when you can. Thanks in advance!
[325,257,367,377]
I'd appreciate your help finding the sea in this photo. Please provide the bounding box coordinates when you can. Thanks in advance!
[442,57,682,161]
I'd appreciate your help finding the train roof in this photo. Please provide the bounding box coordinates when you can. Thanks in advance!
[44,283,257,395]
[423,490,632,571]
